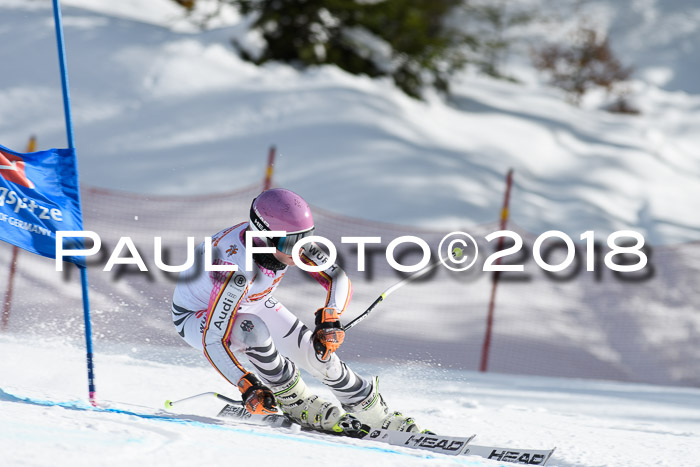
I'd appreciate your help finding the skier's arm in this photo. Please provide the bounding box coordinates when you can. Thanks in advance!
[201,267,250,386]
[300,242,352,360]
[202,263,277,414]
[299,242,353,315]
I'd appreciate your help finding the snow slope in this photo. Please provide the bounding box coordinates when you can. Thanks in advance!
[2,335,700,467]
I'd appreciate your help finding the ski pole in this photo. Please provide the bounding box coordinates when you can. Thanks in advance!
[165,392,286,419]
[343,247,464,331]
[165,392,241,409]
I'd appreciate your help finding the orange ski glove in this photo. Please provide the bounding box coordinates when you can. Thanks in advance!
[313,307,345,361]
[238,372,277,415]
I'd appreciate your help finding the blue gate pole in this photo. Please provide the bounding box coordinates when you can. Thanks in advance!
[52,0,97,406]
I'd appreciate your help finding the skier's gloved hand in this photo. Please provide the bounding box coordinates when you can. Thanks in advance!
[238,372,277,415]
[313,307,345,361]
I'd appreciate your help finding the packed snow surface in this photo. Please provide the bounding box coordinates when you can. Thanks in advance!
[2,336,700,467]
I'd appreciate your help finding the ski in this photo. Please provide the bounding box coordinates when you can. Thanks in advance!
[361,428,475,456]
[196,399,557,465]
[215,405,555,464]
[361,429,554,464]
[462,444,556,465]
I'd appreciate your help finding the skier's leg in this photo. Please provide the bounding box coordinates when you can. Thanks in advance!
[228,313,295,386]
[250,298,371,406]
[171,299,295,386]
[171,303,206,350]
[172,270,209,350]
[228,310,356,432]
[252,299,421,432]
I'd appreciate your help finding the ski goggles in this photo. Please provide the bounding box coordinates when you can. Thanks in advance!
[272,227,315,255]
[249,206,315,255]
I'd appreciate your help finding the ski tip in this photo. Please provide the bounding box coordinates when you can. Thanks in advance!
[164,400,173,409]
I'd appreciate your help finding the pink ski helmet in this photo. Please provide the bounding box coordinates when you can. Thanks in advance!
[249,188,315,255]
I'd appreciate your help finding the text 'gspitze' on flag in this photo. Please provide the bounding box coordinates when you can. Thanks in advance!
[0,143,83,264]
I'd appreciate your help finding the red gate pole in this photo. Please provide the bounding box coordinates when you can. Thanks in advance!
[263,145,276,191]
[2,136,36,331]
[480,168,514,372]
[1,247,19,331]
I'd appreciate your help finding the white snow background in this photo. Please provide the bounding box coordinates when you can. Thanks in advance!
[1,0,700,466]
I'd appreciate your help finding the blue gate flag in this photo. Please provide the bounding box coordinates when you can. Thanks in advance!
[0,143,83,263]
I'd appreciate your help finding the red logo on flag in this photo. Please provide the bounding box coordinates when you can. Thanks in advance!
[0,150,35,189]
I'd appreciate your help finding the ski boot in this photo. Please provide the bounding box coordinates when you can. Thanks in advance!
[342,376,422,433]
[271,368,368,437]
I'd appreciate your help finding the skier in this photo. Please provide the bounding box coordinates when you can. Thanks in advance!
[171,188,421,435]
